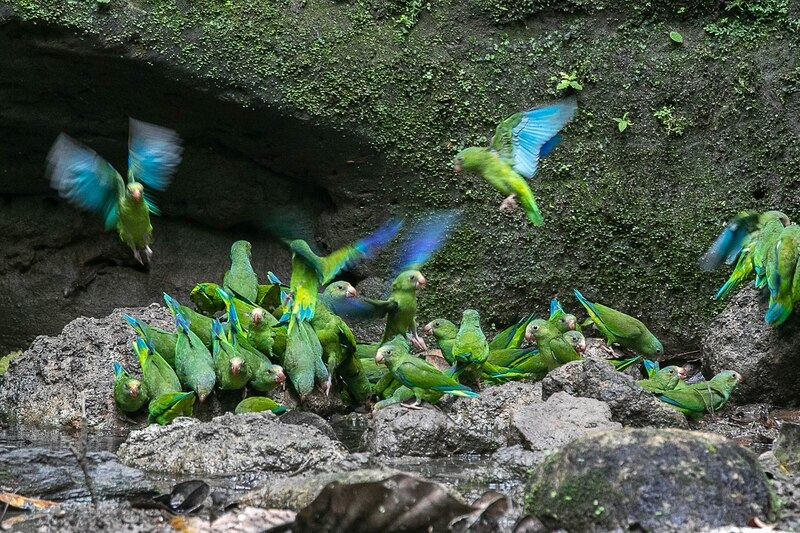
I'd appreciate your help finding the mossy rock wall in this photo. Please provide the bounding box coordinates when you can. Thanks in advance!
[2,0,800,347]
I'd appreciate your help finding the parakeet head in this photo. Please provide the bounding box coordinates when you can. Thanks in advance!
[125,379,143,398]
[658,366,683,386]
[645,336,665,358]
[325,281,358,298]
[127,182,144,202]
[762,210,790,227]
[393,270,426,291]
[556,313,578,332]
[231,240,253,259]
[524,319,555,342]
[230,357,245,377]
[270,365,287,384]
[453,147,487,172]
[461,309,481,327]
[712,370,744,399]
[423,318,458,339]
[375,344,395,365]
[564,331,586,353]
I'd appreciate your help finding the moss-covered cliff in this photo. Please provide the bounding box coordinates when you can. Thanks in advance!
[2,0,800,347]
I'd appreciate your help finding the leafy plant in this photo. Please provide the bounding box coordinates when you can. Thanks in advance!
[554,71,583,91]
[653,106,692,136]
[613,112,633,133]
[669,31,684,43]
[395,1,425,34]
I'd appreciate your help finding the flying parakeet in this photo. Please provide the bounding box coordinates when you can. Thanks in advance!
[148,391,195,425]
[223,240,259,304]
[124,314,177,366]
[657,370,743,419]
[573,289,664,358]
[113,361,149,413]
[173,311,216,402]
[46,119,182,264]
[451,309,489,387]
[375,337,478,409]
[700,210,790,271]
[453,99,577,225]
[234,396,287,415]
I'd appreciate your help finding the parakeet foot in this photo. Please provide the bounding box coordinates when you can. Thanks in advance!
[144,245,153,263]
[400,401,423,410]
[410,334,428,352]
[132,249,144,265]
[322,377,332,396]
[602,344,615,356]
[499,195,518,211]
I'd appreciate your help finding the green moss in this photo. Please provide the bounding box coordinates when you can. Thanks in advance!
[0,351,21,377]
[4,0,800,343]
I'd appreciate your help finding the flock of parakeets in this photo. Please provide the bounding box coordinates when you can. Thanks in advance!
[44,103,789,426]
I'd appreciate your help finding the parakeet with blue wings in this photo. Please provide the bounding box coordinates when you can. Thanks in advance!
[46,119,182,264]
[454,99,577,225]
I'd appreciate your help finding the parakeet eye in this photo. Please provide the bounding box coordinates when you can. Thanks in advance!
[532,325,539,331]
[409,274,416,280]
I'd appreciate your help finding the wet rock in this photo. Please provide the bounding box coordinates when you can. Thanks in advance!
[541,358,689,428]
[490,445,543,478]
[368,404,457,457]
[0,445,155,502]
[525,428,777,533]
[279,410,338,441]
[703,287,800,405]
[693,403,777,452]
[0,305,172,431]
[8,500,172,533]
[509,391,622,452]
[760,450,800,532]
[773,422,800,472]
[240,468,403,511]
[117,412,347,476]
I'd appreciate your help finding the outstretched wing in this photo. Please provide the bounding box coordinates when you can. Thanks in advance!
[127,118,183,191]
[698,210,760,271]
[46,133,123,230]
[490,99,577,179]
[392,210,461,277]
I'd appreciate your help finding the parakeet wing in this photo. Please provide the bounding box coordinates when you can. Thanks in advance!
[657,388,711,413]
[699,210,761,270]
[46,133,123,230]
[643,359,660,378]
[490,99,578,179]
[393,210,461,276]
[395,357,458,390]
[326,296,398,320]
[127,118,183,191]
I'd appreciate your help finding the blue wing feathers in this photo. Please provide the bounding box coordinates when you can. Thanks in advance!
[511,100,577,179]
[394,210,461,275]
[127,118,183,191]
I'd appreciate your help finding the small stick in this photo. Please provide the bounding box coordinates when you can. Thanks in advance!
[672,350,701,359]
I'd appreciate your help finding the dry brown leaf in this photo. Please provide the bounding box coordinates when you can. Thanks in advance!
[0,492,58,511]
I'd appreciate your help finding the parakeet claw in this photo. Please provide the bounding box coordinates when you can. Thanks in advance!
[144,245,153,263]
[400,401,423,410]
[323,377,332,396]
[410,334,428,352]
[133,249,144,265]
[602,344,615,356]
[499,195,518,211]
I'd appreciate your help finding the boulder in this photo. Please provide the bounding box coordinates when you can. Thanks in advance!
[703,287,800,405]
[0,305,172,431]
[525,428,777,532]
[117,412,347,476]
[541,358,688,428]
[368,404,457,457]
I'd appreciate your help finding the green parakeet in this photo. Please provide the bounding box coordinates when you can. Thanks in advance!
[766,223,800,325]
[657,370,743,419]
[247,307,278,360]
[423,318,458,363]
[451,310,489,386]
[375,337,478,409]
[124,314,177,366]
[700,210,789,271]
[164,293,214,348]
[223,240,259,303]
[573,289,664,358]
[373,385,442,411]
[148,391,195,425]
[637,364,686,394]
[46,119,182,264]
[453,100,577,225]
[234,396,287,415]
[548,330,585,365]
[112,361,148,413]
[172,310,216,402]
[549,297,579,333]
[132,338,181,400]
[190,282,225,315]
[210,320,250,390]
[488,314,534,350]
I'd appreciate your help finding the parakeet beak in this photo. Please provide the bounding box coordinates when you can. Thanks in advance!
[346,286,358,298]
[453,163,462,172]
[678,367,689,380]
[422,322,434,335]
[230,358,244,376]
[567,318,577,331]
[734,372,744,383]
[198,392,210,403]
[375,351,385,364]
[276,369,286,383]
[129,383,140,398]
[524,327,534,343]
[251,309,264,326]
[577,340,586,353]
[131,188,142,202]
[416,275,427,289]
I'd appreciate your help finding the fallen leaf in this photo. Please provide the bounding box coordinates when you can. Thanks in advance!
[0,492,58,511]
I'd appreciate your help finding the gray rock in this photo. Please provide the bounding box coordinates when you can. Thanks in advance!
[490,445,545,477]
[0,304,173,431]
[773,422,800,472]
[525,428,777,533]
[117,412,347,476]
[368,404,458,457]
[278,410,338,441]
[509,391,622,452]
[7,501,172,533]
[703,287,800,405]
[760,450,800,533]
[0,445,155,502]
[240,468,403,511]
[541,358,689,428]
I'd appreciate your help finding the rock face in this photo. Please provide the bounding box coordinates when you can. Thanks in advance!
[703,287,800,405]
[0,304,172,431]
[525,428,777,532]
[0,446,155,502]
[368,381,541,457]
[541,358,689,428]
[509,391,621,452]
[117,412,347,476]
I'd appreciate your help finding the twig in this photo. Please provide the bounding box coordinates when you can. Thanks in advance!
[672,350,701,359]
[68,394,98,509]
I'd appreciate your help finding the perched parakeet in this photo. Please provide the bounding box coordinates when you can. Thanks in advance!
[573,289,664,358]
[700,210,789,271]
[148,391,195,425]
[46,119,182,264]
[247,307,278,359]
[164,293,214,348]
[454,100,577,225]
[451,310,489,386]
[132,338,181,400]
[223,240,259,304]
[284,319,328,399]
[375,337,478,409]
[210,320,250,391]
[523,319,561,355]
[488,314,535,350]
[549,298,579,333]
[423,318,459,363]
[112,361,149,413]
[234,396,287,415]
[766,224,800,325]
[373,384,442,411]
[637,365,686,394]
[173,312,216,402]
[548,330,585,365]
[124,314,177,366]
[190,282,225,315]
[657,370,743,419]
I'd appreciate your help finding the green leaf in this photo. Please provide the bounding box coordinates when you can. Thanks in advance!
[570,81,583,90]
[669,31,684,43]
[618,121,627,133]
[556,80,570,90]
